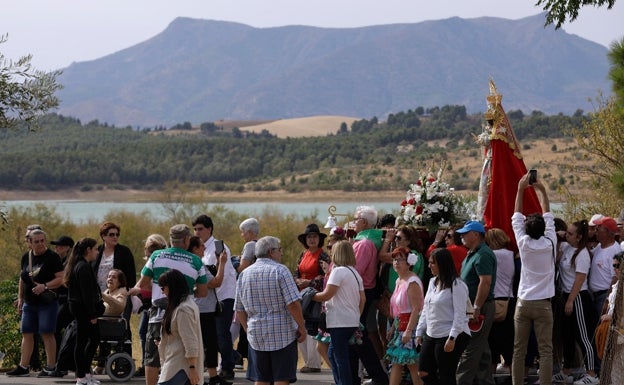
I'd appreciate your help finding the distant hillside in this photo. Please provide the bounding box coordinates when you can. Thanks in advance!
[56,14,610,127]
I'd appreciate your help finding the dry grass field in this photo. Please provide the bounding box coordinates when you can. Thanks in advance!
[240,115,360,138]
[161,115,360,138]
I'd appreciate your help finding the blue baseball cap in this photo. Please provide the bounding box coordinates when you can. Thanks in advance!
[456,220,485,234]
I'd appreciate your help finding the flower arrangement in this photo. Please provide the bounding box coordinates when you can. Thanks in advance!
[399,168,471,231]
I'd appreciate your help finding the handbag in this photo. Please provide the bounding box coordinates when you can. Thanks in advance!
[29,251,58,304]
[376,290,391,318]
[494,299,509,322]
[595,319,610,360]
[39,289,58,304]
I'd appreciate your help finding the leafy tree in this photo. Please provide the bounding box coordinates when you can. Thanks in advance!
[536,0,617,29]
[608,37,624,114]
[563,96,624,219]
[0,34,62,130]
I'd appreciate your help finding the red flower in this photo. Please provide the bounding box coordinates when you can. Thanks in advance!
[415,205,423,214]
[416,180,422,186]
[427,177,435,183]
[408,198,416,205]
[401,200,408,207]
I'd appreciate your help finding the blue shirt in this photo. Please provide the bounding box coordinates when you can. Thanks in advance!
[235,258,302,351]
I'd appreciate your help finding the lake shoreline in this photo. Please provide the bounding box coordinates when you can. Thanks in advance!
[0,188,406,203]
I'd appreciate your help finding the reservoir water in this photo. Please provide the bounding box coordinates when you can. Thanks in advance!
[3,200,401,224]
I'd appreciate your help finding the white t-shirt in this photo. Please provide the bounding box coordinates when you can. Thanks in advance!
[325,266,364,328]
[558,242,590,293]
[589,242,619,293]
[512,211,557,300]
[492,248,515,298]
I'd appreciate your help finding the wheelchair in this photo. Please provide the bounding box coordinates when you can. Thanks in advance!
[94,316,136,382]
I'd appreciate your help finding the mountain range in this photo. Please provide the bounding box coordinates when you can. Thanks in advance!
[56,13,611,127]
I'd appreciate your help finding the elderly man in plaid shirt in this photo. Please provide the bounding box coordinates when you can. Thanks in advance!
[235,236,307,385]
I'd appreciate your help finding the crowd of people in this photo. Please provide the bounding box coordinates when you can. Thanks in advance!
[6,171,624,385]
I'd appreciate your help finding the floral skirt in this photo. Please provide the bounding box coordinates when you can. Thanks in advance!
[384,317,419,365]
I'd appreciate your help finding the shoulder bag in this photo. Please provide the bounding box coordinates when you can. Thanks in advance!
[29,251,58,304]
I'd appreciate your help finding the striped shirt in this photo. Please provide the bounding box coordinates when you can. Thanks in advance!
[235,258,302,351]
[142,247,208,323]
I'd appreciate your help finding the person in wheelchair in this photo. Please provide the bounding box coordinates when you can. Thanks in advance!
[94,269,129,374]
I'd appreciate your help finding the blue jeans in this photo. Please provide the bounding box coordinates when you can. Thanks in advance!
[349,289,388,384]
[157,369,190,385]
[215,298,235,372]
[328,327,357,385]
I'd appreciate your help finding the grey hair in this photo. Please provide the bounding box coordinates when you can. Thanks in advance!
[28,229,47,239]
[239,218,260,236]
[356,205,378,227]
[255,236,281,259]
[145,234,168,252]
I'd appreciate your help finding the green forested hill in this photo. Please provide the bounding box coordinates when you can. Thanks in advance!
[0,107,586,192]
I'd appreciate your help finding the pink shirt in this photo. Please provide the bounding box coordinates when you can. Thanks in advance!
[353,238,378,289]
[390,275,423,316]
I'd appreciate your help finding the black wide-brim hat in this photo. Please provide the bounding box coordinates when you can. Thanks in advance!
[298,223,327,247]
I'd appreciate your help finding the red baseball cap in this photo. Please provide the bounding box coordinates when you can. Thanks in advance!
[595,217,618,233]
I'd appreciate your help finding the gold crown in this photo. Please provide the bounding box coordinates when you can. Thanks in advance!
[484,79,503,121]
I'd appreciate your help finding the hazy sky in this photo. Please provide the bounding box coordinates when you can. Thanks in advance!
[1,0,622,71]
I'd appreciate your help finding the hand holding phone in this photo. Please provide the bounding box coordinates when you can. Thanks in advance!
[528,169,537,185]
[214,240,224,256]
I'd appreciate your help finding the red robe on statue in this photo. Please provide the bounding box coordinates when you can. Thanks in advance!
[477,81,542,251]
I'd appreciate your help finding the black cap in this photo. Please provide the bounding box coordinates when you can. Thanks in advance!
[50,235,75,247]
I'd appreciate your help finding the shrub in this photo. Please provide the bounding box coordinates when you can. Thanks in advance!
[0,277,21,369]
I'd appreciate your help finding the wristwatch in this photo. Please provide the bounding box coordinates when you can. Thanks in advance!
[473,305,480,311]
[448,336,455,341]
[189,365,195,369]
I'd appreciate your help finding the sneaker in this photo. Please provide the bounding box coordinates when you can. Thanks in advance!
[495,363,510,375]
[87,374,101,385]
[46,369,66,378]
[573,374,599,385]
[300,366,321,373]
[208,375,232,385]
[76,378,89,385]
[37,366,56,377]
[552,371,573,383]
[219,369,235,380]
[6,365,30,377]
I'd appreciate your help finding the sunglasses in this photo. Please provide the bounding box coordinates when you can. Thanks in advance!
[614,264,621,269]
[107,232,120,237]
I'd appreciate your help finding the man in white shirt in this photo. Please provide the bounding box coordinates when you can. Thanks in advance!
[193,214,238,381]
[589,217,620,316]
[510,173,556,385]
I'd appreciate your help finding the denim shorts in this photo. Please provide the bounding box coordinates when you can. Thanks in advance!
[21,301,59,334]
[247,339,297,383]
